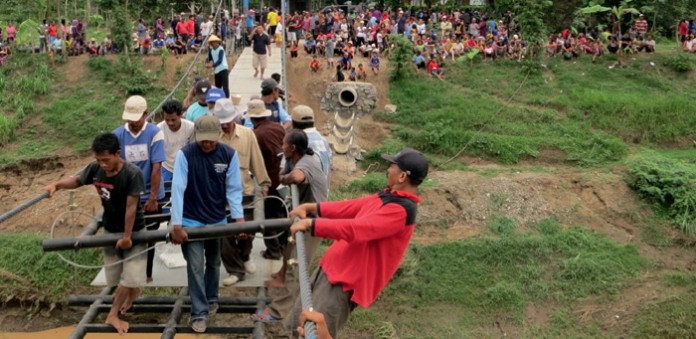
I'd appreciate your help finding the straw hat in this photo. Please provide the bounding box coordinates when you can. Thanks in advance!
[208,35,222,43]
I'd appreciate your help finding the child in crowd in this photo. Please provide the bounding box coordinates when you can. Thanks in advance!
[290,41,299,59]
[349,67,357,81]
[428,58,444,80]
[310,55,320,72]
[333,65,345,82]
[370,51,380,75]
[357,63,367,80]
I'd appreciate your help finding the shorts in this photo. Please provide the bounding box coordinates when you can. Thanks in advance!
[288,31,297,42]
[252,52,268,68]
[103,230,147,288]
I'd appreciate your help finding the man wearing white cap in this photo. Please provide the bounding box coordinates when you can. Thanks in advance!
[112,95,166,283]
[212,98,272,285]
[170,115,244,333]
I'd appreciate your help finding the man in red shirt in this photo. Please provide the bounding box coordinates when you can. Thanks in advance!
[286,148,429,338]
[176,17,190,43]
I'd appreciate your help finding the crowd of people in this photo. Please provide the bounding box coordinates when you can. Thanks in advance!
[43,72,428,338]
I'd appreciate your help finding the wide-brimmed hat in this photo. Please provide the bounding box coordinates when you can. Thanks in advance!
[208,34,222,43]
[212,98,239,124]
[244,99,272,119]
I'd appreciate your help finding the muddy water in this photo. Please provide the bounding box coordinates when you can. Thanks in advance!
[0,326,221,338]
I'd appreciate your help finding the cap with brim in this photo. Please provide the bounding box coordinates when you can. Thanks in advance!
[244,99,272,118]
[381,148,429,182]
[206,88,225,103]
[260,78,278,92]
[291,105,314,123]
[195,80,211,96]
[122,95,147,121]
[208,34,222,43]
[212,98,239,124]
[195,115,223,142]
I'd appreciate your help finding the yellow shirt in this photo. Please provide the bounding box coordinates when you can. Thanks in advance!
[220,124,271,196]
[267,12,278,26]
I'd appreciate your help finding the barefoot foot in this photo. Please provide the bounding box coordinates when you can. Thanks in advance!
[106,315,129,334]
[264,277,285,288]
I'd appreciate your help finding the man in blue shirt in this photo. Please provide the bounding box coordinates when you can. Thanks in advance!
[206,35,229,98]
[243,78,292,129]
[185,80,211,122]
[112,95,166,283]
[170,115,244,333]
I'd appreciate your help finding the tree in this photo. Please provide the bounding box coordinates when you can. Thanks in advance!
[580,0,640,65]
[512,0,553,58]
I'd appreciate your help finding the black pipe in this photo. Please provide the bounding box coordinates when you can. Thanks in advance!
[90,304,257,314]
[253,287,267,339]
[83,324,255,334]
[161,287,187,339]
[43,218,292,252]
[0,192,48,224]
[69,286,113,339]
[68,295,267,306]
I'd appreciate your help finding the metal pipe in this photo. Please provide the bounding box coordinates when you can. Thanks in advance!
[43,218,292,252]
[78,210,102,237]
[0,192,48,224]
[69,286,113,339]
[161,287,188,339]
[252,287,267,339]
[291,185,317,339]
[83,324,255,334]
[68,295,267,306]
[90,304,256,314]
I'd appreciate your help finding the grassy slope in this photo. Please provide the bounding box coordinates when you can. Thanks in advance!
[383,44,696,166]
[340,44,696,338]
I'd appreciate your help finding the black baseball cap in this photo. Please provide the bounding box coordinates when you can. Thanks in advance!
[381,148,429,182]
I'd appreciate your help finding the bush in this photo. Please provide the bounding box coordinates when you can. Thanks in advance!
[665,53,693,73]
[626,154,696,234]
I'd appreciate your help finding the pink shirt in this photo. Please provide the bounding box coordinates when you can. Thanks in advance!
[6,26,15,38]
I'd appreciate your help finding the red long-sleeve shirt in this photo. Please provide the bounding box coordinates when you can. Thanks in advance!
[313,189,421,308]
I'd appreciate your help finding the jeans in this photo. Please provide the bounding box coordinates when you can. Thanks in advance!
[182,238,221,321]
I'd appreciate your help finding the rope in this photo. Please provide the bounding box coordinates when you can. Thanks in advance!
[441,68,533,165]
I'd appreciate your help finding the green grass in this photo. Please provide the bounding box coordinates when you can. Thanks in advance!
[631,290,696,338]
[0,54,52,145]
[369,219,649,336]
[0,233,101,303]
[386,44,696,166]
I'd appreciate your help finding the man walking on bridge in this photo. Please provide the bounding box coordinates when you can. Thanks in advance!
[169,115,245,333]
[43,133,147,335]
[249,24,272,79]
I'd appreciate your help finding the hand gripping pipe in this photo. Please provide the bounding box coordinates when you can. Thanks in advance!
[42,218,292,252]
[291,185,317,339]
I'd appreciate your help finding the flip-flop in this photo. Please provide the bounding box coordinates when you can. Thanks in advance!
[251,309,281,323]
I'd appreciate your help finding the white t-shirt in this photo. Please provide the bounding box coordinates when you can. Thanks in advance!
[157,119,195,172]
[201,21,214,37]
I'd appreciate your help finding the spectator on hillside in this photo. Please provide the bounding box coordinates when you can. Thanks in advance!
[634,14,648,37]
[190,34,205,51]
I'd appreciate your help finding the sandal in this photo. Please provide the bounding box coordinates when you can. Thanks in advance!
[251,309,281,323]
